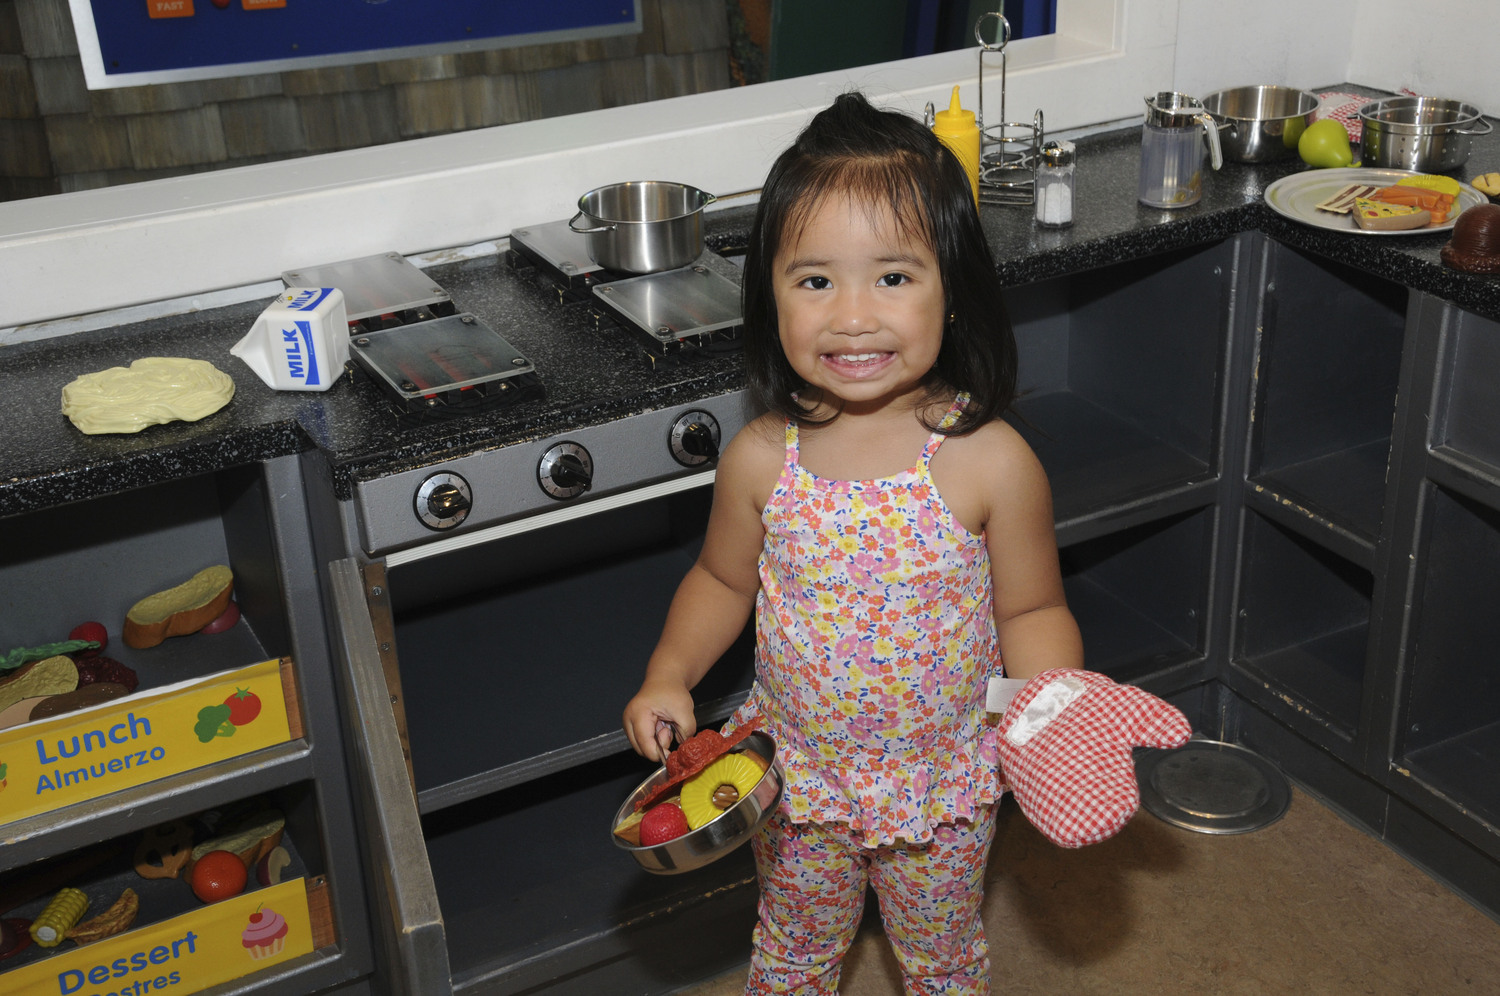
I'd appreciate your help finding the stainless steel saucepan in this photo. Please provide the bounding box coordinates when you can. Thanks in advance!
[569,180,717,274]
[1201,85,1321,163]
[1360,96,1492,173]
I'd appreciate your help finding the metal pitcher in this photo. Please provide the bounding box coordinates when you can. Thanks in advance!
[1139,92,1223,209]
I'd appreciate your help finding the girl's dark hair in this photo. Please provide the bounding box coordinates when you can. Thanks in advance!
[741,90,1017,435]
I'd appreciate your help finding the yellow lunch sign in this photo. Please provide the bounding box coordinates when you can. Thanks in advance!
[1,877,315,995]
[0,659,293,826]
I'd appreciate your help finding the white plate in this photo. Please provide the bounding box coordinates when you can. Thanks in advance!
[1263,167,1484,235]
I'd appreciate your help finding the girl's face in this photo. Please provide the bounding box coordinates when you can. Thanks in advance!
[771,192,945,415]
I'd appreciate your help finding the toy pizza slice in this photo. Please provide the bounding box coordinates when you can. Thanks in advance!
[1352,197,1431,231]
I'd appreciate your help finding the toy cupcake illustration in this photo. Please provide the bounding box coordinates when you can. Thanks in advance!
[241,905,288,960]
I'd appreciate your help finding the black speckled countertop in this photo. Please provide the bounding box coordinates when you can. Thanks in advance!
[3,86,1497,519]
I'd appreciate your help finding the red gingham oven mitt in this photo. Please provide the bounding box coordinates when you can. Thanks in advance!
[997,669,1191,848]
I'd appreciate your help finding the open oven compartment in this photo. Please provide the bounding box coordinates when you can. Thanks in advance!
[385,481,756,814]
[1247,244,1407,557]
[1005,242,1230,531]
[422,751,759,993]
[0,781,336,987]
[1232,509,1373,741]
[1059,507,1211,683]
[1395,484,1500,833]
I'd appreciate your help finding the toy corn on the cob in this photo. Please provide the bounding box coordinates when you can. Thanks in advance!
[31,887,89,947]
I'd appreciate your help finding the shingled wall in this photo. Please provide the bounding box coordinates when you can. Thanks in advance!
[0,0,734,202]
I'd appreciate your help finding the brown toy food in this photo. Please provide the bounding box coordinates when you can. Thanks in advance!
[0,656,78,714]
[134,821,195,879]
[612,809,645,846]
[68,889,139,945]
[29,683,130,721]
[1441,203,1500,274]
[123,565,234,649]
[74,657,138,693]
[0,697,49,731]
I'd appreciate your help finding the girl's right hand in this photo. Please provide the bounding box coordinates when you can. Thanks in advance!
[623,678,697,762]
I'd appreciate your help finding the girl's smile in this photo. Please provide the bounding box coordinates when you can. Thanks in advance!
[772,193,945,411]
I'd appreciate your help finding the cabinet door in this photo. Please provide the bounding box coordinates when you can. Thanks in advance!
[327,557,453,996]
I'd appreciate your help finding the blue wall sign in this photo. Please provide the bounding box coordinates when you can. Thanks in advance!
[68,0,642,90]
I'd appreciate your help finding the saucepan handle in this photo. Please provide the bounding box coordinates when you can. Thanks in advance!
[1459,116,1493,136]
[567,210,613,235]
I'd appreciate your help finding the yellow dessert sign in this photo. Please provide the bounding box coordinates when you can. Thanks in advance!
[0,659,293,826]
[2,877,314,995]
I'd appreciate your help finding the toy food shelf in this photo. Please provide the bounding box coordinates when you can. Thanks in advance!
[1,875,335,994]
[0,658,302,828]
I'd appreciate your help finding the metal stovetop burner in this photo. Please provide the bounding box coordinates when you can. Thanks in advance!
[508,219,744,363]
[285,252,544,418]
[1135,738,1291,834]
[349,313,544,418]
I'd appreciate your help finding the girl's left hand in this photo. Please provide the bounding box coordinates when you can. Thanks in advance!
[623,677,697,762]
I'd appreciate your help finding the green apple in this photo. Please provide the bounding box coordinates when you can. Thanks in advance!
[1298,118,1356,168]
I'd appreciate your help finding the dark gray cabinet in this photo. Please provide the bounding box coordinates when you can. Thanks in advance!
[0,457,374,994]
[1008,232,1500,923]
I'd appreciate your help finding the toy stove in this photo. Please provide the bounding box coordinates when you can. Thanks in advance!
[284,252,545,419]
[506,220,743,364]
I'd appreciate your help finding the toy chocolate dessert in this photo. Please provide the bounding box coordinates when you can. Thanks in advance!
[1441,203,1500,274]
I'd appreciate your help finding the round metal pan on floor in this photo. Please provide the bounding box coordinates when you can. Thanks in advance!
[1136,739,1291,834]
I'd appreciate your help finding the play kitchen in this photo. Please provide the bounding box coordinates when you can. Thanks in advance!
[4,61,1500,996]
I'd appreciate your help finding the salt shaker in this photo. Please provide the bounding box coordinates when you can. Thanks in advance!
[1035,140,1075,227]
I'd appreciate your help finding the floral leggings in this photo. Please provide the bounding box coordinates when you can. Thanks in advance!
[746,807,997,995]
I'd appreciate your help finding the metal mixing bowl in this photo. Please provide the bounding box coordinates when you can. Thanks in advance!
[1360,96,1493,173]
[1201,85,1321,162]
[611,730,783,875]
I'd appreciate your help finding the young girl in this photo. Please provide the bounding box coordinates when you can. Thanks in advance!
[623,91,1084,994]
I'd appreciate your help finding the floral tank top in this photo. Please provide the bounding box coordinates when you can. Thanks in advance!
[727,395,1004,847]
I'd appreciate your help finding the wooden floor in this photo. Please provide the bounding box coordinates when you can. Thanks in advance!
[677,787,1500,995]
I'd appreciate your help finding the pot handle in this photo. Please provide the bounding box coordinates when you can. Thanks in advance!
[1459,117,1494,136]
[567,210,613,235]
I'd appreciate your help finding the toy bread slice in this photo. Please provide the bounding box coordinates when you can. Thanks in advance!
[123,565,234,649]
[1315,183,1383,214]
[186,809,285,875]
[0,656,79,714]
[1353,197,1431,231]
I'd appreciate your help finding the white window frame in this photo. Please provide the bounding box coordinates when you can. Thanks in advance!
[0,0,1173,333]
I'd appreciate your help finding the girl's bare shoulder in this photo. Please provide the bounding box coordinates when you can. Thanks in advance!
[932,417,1050,532]
[718,412,788,506]
[943,417,1043,476]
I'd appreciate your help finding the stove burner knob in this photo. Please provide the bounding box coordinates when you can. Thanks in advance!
[538,442,593,500]
[415,472,473,530]
[669,410,722,466]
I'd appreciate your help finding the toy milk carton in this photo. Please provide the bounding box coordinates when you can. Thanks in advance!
[231,287,350,392]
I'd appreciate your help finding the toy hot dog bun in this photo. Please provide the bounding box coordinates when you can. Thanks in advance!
[123,565,234,649]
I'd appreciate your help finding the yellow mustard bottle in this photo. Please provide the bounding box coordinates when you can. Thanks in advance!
[932,85,980,206]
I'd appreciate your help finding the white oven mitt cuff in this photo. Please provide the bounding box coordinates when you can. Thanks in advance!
[996,668,1192,848]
